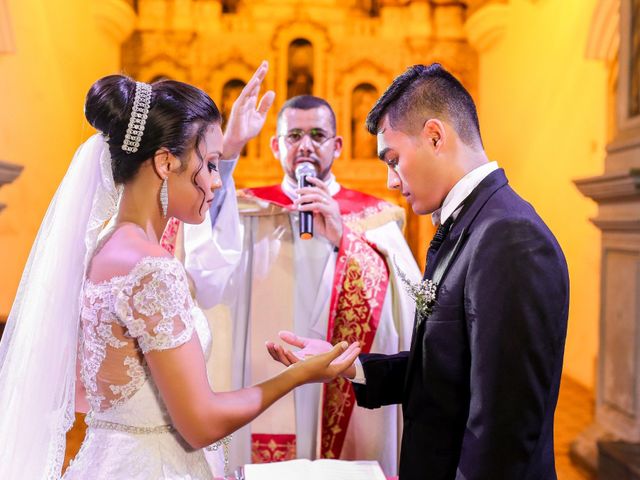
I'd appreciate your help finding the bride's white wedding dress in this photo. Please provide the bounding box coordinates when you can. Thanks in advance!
[63,256,222,480]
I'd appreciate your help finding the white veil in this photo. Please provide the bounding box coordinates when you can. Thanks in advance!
[0,134,121,479]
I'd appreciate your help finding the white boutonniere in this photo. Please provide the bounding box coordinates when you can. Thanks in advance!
[394,260,438,318]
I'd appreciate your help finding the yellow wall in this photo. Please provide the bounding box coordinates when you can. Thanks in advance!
[474,0,606,388]
[0,0,130,316]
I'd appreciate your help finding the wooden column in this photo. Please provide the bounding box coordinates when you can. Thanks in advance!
[572,0,640,473]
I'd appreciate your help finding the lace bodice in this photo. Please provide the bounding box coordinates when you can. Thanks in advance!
[64,256,220,479]
[79,256,203,413]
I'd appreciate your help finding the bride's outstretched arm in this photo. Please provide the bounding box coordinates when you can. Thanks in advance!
[145,335,360,449]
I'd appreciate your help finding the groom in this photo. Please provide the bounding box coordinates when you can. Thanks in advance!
[267,63,569,480]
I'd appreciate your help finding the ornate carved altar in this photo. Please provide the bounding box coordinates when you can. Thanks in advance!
[122,0,479,259]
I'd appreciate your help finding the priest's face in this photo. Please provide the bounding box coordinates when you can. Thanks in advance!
[270,106,343,182]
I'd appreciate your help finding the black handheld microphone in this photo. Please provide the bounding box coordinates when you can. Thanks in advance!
[295,162,317,240]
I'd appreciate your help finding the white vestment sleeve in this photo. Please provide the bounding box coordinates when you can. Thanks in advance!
[184,157,242,308]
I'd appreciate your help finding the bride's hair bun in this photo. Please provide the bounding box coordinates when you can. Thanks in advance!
[83,74,221,184]
[84,75,134,139]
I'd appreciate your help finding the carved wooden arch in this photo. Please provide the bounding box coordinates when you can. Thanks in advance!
[207,56,257,105]
[586,0,619,63]
[336,60,392,160]
[464,2,510,54]
[138,54,190,83]
[92,0,136,46]
[586,0,620,139]
[271,20,333,109]
[207,56,261,157]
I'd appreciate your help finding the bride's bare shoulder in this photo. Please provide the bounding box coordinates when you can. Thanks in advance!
[88,225,172,283]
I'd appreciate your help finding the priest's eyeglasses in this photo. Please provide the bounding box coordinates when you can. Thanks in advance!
[280,128,335,147]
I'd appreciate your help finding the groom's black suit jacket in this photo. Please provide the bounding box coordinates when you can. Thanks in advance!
[353,169,569,480]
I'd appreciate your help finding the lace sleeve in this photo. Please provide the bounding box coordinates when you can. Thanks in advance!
[115,257,194,354]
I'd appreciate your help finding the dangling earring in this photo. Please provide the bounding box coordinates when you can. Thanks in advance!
[160,177,168,218]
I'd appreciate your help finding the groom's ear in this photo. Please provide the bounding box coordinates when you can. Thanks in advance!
[421,119,446,152]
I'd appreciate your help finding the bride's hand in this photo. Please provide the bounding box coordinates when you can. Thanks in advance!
[290,340,360,385]
[222,61,275,159]
[266,331,359,381]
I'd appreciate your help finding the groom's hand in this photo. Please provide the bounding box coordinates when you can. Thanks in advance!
[265,331,357,379]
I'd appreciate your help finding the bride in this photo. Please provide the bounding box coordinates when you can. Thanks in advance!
[0,62,360,479]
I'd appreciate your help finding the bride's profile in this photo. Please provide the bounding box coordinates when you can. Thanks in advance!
[0,62,360,480]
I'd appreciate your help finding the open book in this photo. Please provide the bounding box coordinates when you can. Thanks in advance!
[243,459,387,480]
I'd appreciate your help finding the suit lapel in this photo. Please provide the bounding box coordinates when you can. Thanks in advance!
[403,169,510,394]
[445,169,508,242]
[432,228,468,286]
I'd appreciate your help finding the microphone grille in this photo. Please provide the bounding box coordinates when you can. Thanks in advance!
[295,162,317,180]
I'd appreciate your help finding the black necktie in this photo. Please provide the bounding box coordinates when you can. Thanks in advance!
[425,216,454,274]
[430,216,454,252]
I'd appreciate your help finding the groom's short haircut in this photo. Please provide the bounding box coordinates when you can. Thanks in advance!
[366,64,483,149]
